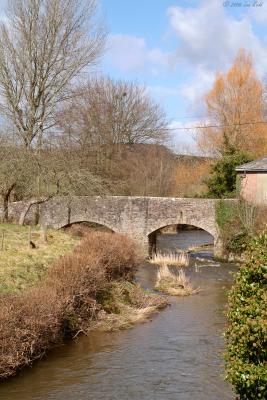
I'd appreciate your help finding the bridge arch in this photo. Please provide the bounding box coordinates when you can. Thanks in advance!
[57,219,118,233]
[147,222,215,257]
[146,218,217,240]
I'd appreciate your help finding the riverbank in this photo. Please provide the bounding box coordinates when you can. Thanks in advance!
[0,230,166,380]
[0,230,236,400]
[0,224,79,293]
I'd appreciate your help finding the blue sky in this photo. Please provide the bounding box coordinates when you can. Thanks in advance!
[0,0,267,152]
[99,0,267,153]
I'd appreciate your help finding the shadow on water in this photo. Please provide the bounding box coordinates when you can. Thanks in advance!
[0,230,237,400]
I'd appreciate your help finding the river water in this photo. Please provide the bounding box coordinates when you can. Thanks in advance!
[0,230,236,400]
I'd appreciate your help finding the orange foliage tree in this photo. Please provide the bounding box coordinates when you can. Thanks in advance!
[170,156,211,197]
[198,49,267,157]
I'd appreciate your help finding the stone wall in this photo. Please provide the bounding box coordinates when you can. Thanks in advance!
[1,196,228,257]
[0,202,38,225]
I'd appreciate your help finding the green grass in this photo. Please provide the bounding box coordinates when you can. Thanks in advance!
[0,224,79,293]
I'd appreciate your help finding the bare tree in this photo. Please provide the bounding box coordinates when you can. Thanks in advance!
[57,77,169,149]
[237,200,258,235]
[39,146,109,197]
[0,139,37,221]
[0,0,105,148]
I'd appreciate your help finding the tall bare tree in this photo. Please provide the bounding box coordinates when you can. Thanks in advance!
[0,0,105,148]
[57,77,169,149]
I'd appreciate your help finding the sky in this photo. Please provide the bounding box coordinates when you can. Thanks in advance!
[98,0,267,153]
[1,0,267,153]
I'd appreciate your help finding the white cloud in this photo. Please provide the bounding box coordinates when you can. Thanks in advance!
[148,48,169,66]
[167,2,267,77]
[106,34,146,71]
[148,85,179,97]
[179,66,215,114]
[167,2,267,116]
[167,120,201,155]
[105,34,170,73]
[250,2,267,24]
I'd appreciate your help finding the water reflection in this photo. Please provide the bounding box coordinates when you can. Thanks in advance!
[0,230,235,400]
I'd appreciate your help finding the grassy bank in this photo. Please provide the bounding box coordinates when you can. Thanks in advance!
[94,281,167,331]
[0,231,166,380]
[0,224,79,293]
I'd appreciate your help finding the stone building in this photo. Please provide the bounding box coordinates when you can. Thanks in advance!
[236,157,267,205]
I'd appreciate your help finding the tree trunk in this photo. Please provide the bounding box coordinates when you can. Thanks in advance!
[2,185,15,222]
[19,196,51,226]
[3,194,9,222]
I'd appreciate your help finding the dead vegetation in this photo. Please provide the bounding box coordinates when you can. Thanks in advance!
[150,251,189,267]
[0,231,166,380]
[94,281,167,331]
[65,223,113,238]
[155,264,200,296]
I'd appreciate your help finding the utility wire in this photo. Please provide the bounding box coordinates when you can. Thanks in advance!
[164,120,267,131]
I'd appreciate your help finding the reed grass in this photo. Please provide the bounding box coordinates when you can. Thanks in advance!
[150,251,189,267]
[155,264,200,296]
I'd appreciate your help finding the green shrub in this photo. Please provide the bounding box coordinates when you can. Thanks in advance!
[225,232,267,399]
[216,199,237,230]
[216,200,248,255]
[216,200,261,255]
[205,149,251,198]
[226,232,250,255]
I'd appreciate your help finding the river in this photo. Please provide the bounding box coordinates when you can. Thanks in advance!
[0,230,236,400]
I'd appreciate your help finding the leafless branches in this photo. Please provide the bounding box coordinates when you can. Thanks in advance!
[57,76,169,148]
[0,0,105,148]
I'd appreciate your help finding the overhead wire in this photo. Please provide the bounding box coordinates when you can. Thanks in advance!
[163,120,267,131]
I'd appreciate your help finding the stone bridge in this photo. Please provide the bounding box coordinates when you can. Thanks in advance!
[33,196,224,257]
[5,196,228,256]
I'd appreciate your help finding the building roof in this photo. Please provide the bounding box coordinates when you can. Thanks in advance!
[236,157,267,172]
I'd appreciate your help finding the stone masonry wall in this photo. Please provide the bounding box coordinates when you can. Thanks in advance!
[1,196,227,256]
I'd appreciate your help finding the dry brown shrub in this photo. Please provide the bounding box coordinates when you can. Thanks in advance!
[75,232,138,281]
[65,224,93,237]
[0,287,61,379]
[65,224,113,238]
[0,232,138,380]
[170,157,211,197]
